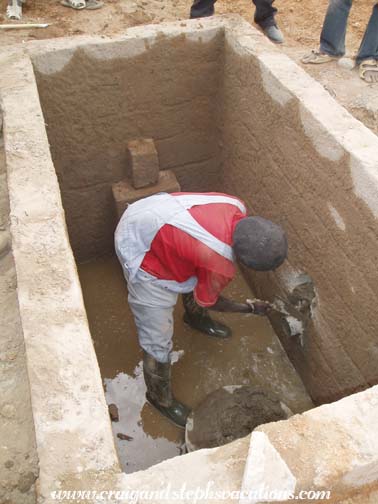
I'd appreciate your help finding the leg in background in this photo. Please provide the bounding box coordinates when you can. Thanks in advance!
[253,0,277,28]
[357,3,378,82]
[190,0,216,18]
[253,0,283,44]
[320,0,353,57]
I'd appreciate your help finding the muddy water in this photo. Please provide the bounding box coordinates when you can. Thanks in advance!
[78,255,312,473]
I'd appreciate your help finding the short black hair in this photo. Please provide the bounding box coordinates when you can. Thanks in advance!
[233,217,288,271]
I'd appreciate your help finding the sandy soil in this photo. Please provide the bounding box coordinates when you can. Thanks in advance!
[1,0,377,134]
[0,0,373,45]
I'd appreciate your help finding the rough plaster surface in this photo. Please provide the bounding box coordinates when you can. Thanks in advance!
[2,16,378,503]
[0,49,120,503]
[220,20,378,404]
[32,27,224,262]
[0,116,38,504]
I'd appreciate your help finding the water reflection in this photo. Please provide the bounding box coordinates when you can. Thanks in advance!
[104,362,184,473]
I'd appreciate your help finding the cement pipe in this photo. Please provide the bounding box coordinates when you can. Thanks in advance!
[0,23,49,29]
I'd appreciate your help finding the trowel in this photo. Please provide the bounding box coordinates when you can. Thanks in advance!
[269,296,308,337]
[247,295,308,338]
[262,274,315,339]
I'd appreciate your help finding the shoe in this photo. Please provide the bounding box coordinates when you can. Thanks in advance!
[146,393,190,428]
[182,292,232,339]
[359,59,378,83]
[263,25,284,44]
[143,352,190,428]
[183,312,232,338]
[301,49,339,65]
[190,0,214,18]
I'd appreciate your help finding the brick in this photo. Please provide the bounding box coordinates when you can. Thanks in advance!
[126,138,159,189]
[112,169,181,220]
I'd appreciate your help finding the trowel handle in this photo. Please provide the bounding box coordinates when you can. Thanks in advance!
[246,298,273,316]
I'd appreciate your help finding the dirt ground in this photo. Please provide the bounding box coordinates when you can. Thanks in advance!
[0,0,372,44]
[1,0,377,134]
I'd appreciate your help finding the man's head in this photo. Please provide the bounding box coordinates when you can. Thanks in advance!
[233,216,288,271]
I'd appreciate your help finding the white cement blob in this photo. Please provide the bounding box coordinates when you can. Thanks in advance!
[327,203,346,231]
[338,58,356,70]
[286,316,304,339]
[171,349,185,364]
[272,298,305,345]
[279,402,293,418]
[224,385,244,394]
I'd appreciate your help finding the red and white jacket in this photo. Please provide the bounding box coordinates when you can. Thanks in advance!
[115,192,246,306]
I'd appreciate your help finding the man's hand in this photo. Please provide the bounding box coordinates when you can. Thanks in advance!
[246,298,272,316]
[209,296,252,313]
[209,296,272,315]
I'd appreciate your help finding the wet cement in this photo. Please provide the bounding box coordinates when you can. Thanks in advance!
[78,255,313,473]
[185,385,288,452]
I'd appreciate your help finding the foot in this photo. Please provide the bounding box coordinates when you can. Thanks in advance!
[61,0,86,8]
[61,0,103,9]
[183,313,232,339]
[359,59,378,83]
[262,25,284,44]
[6,0,23,20]
[301,49,339,65]
[85,0,103,9]
[146,393,190,428]
[189,11,214,19]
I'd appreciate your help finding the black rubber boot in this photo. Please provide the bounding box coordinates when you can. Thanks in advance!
[143,352,191,429]
[182,292,232,339]
[190,0,215,18]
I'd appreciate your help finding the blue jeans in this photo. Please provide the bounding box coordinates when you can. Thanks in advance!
[190,0,277,28]
[320,1,378,63]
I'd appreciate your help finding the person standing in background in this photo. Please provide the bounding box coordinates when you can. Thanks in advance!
[190,0,284,44]
[302,1,378,83]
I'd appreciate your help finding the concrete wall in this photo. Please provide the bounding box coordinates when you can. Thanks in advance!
[219,21,378,405]
[33,30,224,262]
[0,115,38,503]
[240,384,378,504]
[0,45,121,504]
[119,385,378,504]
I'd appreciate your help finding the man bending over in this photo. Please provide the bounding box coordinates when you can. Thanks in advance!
[115,192,288,427]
